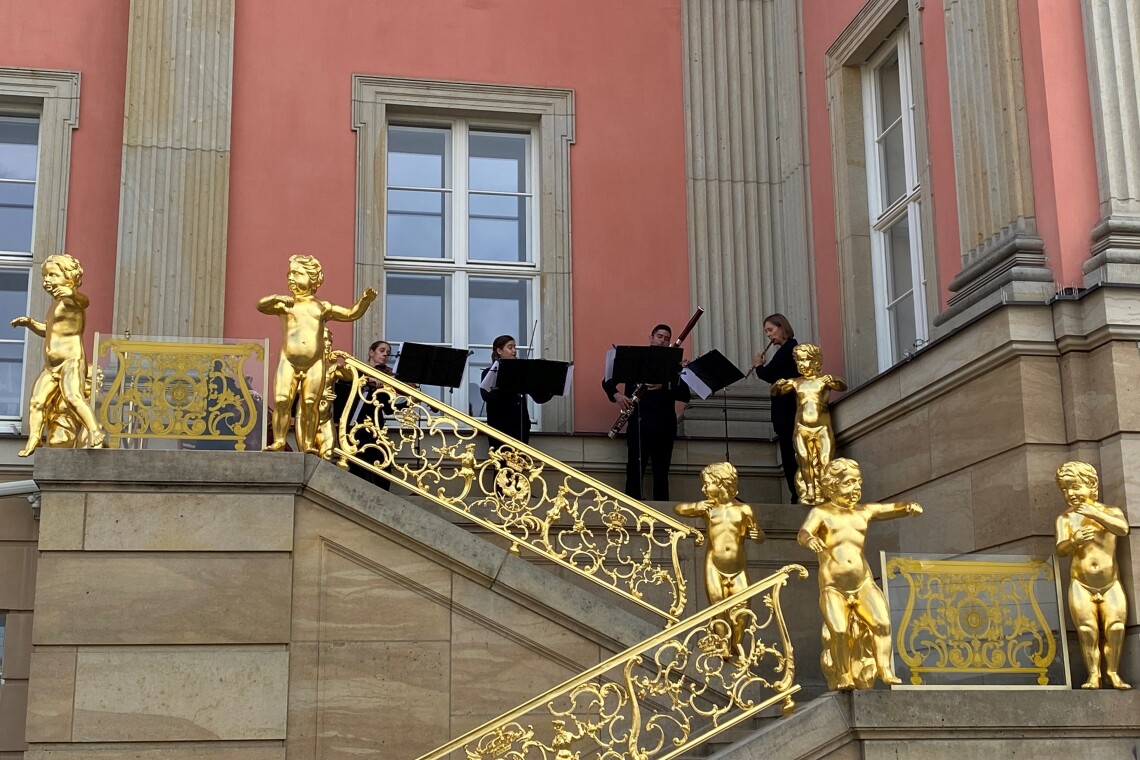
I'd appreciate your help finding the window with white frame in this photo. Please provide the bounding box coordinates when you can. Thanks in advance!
[0,115,39,420]
[862,26,927,369]
[383,120,540,418]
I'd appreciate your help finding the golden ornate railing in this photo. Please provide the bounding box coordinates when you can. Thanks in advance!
[332,354,704,624]
[884,555,1063,686]
[93,337,266,450]
[418,564,806,760]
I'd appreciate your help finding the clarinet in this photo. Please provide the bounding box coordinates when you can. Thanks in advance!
[607,307,705,438]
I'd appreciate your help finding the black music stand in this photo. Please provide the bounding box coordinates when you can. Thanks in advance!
[494,359,572,398]
[610,345,683,386]
[682,349,746,461]
[394,342,469,388]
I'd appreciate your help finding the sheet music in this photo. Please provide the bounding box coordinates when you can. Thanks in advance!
[388,343,403,375]
[603,348,616,381]
[563,364,574,396]
[680,367,713,400]
[479,360,499,392]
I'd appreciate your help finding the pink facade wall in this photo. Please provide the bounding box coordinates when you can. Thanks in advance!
[3,0,693,433]
[226,0,693,432]
[0,0,130,344]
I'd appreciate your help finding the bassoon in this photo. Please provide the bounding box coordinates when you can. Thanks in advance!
[607,307,705,438]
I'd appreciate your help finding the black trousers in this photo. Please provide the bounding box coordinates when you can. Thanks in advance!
[625,420,676,501]
[774,422,797,501]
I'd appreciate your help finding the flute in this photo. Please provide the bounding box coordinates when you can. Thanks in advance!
[742,339,775,379]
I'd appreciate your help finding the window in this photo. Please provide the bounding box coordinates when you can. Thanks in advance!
[383,121,539,418]
[0,68,79,434]
[353,76,574,431]
[862,28,926,368]
[0,116,38,420]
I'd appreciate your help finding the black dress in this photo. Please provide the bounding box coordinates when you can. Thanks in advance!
[753,338,800,499]
[602,375,691,501]
[480,362,553,445]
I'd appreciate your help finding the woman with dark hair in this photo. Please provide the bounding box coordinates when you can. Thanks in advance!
[480,334,553,444]
[752,313,801,503]
[336,339,396,489]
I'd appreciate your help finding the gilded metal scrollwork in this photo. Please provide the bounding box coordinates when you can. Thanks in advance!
[333,354,704,623]
[94,339,265,450]
[424,565,807,760]
[885,556,1060,685]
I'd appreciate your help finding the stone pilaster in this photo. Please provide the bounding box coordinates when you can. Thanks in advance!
[1080,0,1140,285]
[681,0,814,372]
[112,0,235,338]
[935,0,1053,328]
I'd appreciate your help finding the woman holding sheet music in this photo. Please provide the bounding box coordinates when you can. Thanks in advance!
[751,314,801,503]
[480,334,553,444]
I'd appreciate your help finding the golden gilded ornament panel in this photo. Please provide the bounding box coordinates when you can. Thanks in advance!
[882,553,1070,688]
[92,335,269,451]
[419,565,807,760]
[332,354,704,624]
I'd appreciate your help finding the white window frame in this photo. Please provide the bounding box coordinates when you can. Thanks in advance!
[0,68,79,436]
[383,118,543,418]
[862,26,927,369]
[352,76,575,432]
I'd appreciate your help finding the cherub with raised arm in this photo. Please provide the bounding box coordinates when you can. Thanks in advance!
[10,254,105,456]
[258,254,376,455]
[798,458,921,689]
[771,343,846,505]
[675,461,765,654]
[1054,461,1131,690]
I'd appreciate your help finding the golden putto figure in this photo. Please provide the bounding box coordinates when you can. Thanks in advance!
[10,253,105,456]
[258,254,376,455]
[675,462,765,653]
[771,343,846,505]
[798,457,921,689]
[1054,461,1131,690]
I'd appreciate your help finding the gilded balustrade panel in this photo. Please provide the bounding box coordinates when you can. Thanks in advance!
[419,565,806,760]
[92,335,268,451]
[332,354,704,624]
[883,553,1070,688]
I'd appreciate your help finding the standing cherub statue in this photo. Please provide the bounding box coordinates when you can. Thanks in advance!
[10,253,105,456]
[1054,461,1131,690]
[675,461,765,655]
[258,254,376,455]
[771,343,846,505]
[798,457,921,689]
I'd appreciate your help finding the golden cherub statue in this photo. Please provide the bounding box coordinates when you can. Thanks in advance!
[798,457,921,689]
[258,254,376,455]
[675,462,765,654]
[771,343,846,505]
[1054,461,1131,690]
[10,253,105,456]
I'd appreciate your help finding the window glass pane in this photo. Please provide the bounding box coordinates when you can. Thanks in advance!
[0,182,34,206]
[0,342,24,418]
[468,357,492,418]
[468,277,529,347]
[469,194,529,262]
[387,126,448,189]
[886,217,913,303]
[877,54,902,130]
[0,117,39,181]
[879,123,906,208]
[385,273,450,344]
[469,132,527,193]
[0,206,34,253]
[386,189,448,259]
[889,292,917,360]
[0,268,30,327]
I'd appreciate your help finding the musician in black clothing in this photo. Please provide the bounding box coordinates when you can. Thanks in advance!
[480,334,553,445]
[751,313,800,503]
[602,324,692,501]
[335,340,396,490]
